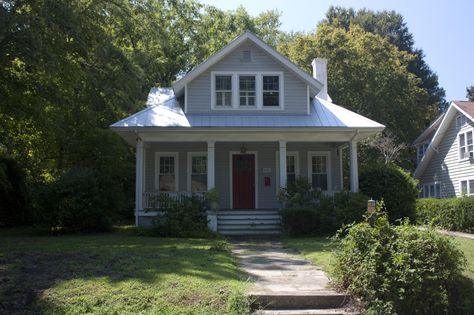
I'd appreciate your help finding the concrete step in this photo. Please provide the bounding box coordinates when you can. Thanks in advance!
[218,214,281,220]
[218,210,280,216]
[219,230,281,236]
[218,219,280,225]
[250,292,350,310]
[254,308,359,315]
[219,224,281,230]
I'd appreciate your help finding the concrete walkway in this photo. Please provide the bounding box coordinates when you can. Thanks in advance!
[436,229,474,240]
[231,241,351,313]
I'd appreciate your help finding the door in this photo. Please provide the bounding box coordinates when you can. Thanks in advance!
[232,154,255,209]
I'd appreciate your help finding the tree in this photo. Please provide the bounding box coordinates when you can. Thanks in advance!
[467,86,474,101]
[364,131,408,164]
[280,24,434,144]
[323,6,447,112]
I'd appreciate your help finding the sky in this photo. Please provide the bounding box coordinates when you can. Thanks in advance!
[198,0,473,102]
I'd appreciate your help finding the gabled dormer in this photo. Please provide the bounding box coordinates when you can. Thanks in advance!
[172,31,324,115]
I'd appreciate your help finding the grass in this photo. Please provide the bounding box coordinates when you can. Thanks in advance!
[453,236,474,280]
[0,228,248,314]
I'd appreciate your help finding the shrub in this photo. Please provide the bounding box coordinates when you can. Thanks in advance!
[359,163,418,222]
[151,195,212,238]
[278,177,321,207]
[332,210,467,314]
[280,191,368,236]
[415,197,474,232]
[37,167,112,233]
[0,156,30,226]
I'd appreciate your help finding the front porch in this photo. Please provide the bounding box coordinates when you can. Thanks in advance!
[134,134,361,228]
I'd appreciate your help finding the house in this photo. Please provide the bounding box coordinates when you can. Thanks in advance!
[110,31,384,234]
[414,101,474,198]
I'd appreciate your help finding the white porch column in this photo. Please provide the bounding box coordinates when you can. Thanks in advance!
[207,140,215,190]
[279,141,287,188]
[349,139,359,192]
[135,137,144,226]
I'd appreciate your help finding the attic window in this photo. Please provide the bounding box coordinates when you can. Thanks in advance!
[456,114,467,128]
[241,50,251,62]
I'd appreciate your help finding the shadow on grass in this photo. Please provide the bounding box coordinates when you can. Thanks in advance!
[0,231,240,313]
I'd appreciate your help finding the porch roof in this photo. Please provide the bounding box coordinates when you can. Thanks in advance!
[111,90,384,130]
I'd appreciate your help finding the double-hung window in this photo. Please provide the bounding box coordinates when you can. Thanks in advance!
[460,179,474,196]
[156,154,178,191]
[417,142,429,164]
[188,154,207,192]
[262,75,280,107]
[456,114,467,129]
[286,154,297,185]
[215,75,232,106]
[458,130,473,160]
[308,152,330,191]
[239,75,256,106]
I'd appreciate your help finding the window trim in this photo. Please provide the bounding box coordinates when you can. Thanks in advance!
[211,71,284,110]
[155,152,179,192]
[275,151,300,194]
[458,128,474,161]
[421,181,441,198]
[307,151,331,192]
[459,179,474,196]
[187,152,208,192]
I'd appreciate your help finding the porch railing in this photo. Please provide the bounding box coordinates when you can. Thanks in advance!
[143,191,206,210]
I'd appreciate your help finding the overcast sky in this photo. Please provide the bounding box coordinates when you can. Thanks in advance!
[199,0,474,102]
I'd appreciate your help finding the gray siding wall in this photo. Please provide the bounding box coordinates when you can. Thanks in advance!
[143,141,341,209]
[420,113,474,197]
[186,40,308,114]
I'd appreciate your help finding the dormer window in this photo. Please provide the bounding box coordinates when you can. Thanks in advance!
[211,71,283,110]
[215,75,232,106]
[263,75,280,107]
[239,75,256,106]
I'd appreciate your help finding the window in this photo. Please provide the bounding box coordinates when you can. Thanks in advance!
[286,155,297,184]
[460,179,474,196]
[239,75,256,106]
[156,154,178,191]
[308,152,330,191]
[188,153,207,192]
[458,130,473,159]
[422,182,441,198]
[263,75,280,106]
[417,142,429,164]
[215,75,232,106]
[456,114,467,129]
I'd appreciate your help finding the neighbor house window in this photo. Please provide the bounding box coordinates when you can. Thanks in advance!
[156,154,178,191]
[456,114,467,129]
[417,142,429,164]
[458,130,473,159]
[188,153,207,192]
[239,75,256,106]
[422,182,441,198]
[308,152,330,191]
[262,75,280,106]
[460,179,474,196]
[215,75,232,106]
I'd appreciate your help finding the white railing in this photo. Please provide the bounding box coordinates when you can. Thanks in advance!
[143,191,206,210]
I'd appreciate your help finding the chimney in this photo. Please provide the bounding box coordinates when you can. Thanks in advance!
[311,58,328,100]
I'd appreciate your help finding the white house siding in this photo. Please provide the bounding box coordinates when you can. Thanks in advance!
[420,114,474,197]
[186,41,308,114]
[143,141,342,209]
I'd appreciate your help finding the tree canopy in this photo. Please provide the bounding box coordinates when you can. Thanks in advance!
[467,86,474,101]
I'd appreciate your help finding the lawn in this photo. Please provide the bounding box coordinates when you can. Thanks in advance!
[283,234,474,281]
[0,229,247,314]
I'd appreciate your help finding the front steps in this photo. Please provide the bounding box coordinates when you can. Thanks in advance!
[217,209,281,236]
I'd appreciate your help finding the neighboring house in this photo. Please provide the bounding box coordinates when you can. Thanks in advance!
[414,101,474,198]
[110,31,384,234]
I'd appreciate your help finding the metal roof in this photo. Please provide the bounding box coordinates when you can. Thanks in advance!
[111,89,384,129]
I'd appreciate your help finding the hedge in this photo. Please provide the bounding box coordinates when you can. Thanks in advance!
[415,197,474,233]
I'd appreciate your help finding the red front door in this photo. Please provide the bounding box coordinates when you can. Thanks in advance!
[232,154,255,209]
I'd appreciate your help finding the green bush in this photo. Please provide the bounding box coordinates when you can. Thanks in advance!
[151,195,212,238]
[415,197,474,232]
[280,191,368,236]
[332,210,467,314]
[359,163,418,222]
[0,156,30,226]
[278,177,321,207]
[37,167,112,233]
